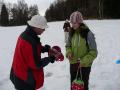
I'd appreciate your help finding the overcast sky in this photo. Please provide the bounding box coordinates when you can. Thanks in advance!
[4,0,56,16]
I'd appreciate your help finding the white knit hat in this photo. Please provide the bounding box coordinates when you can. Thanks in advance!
[27,15,48,29]
[70,11,83,24]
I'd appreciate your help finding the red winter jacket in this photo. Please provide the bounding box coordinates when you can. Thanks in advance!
[10,26,53,89]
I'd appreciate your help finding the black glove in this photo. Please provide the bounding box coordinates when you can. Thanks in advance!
[45,44,50,49]
[41,44,51,53]
[40,56,55,67]
[49,55,55,63]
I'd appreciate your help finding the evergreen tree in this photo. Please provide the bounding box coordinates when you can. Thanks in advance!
[0,4,9,26]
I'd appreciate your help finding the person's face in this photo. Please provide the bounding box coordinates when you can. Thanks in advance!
[71,22,80,30]
[33,27,45,35]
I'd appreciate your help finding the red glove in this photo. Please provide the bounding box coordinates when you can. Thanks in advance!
[49,46,64,61]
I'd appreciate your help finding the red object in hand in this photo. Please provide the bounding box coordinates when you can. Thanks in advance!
[49,46,64,61]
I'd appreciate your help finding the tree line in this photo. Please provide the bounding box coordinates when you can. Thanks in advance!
[0,0,39,26]
[45,0,120,22]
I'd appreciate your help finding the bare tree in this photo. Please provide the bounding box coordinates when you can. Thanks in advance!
[28,5,39,19]
[98,0,104,19]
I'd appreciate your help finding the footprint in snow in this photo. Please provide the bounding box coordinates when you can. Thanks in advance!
[45,72,53,77]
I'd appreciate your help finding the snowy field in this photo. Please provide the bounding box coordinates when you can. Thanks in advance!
[0,20,120,90]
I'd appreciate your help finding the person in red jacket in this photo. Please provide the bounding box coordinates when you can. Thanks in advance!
[10,15,56,90]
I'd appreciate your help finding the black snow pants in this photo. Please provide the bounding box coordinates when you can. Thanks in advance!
[70,63,91,90]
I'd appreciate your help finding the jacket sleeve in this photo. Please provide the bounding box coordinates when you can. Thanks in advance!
[65,32,72,57]
[22,42,52,70]
[81,31,98,66]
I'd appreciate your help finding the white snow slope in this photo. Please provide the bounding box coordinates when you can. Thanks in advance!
[0,20,120,90]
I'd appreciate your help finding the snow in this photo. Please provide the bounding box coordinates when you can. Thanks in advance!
[0,20,120,90]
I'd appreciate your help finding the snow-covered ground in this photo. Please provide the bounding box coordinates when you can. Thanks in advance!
[0,20,120,90]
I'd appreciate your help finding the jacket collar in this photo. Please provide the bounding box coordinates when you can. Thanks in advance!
[25,26,40,43]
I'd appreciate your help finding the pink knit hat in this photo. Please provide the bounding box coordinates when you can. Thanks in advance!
[70,11,83,24]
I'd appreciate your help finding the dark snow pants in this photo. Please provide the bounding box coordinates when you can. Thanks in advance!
[70,63,91,90]
[10,69,35,90]
[15,80,35,90]
[14,77,35,90]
